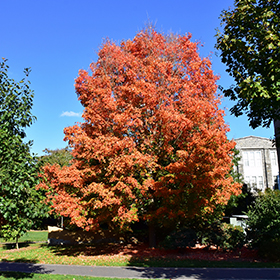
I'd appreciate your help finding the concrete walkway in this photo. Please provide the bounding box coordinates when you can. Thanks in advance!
[1,262,280,279]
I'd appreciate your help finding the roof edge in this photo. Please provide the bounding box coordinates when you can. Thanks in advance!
[234,135,272,141]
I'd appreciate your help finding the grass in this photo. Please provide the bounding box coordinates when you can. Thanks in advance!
[0,271,144,280]
[0,242,280,269]
[1,231,280,269]
[0,231,48,244]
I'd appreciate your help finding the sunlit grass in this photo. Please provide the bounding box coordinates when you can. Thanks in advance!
[0,231,48,244]
[1,243,280,268]
[1,231,280,268]
[0,271,145,280]
[0,243,130,266]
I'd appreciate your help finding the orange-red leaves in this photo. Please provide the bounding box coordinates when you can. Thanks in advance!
[38,28,241,231]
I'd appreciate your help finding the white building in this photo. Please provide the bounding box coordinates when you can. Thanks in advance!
[235,136,279,191]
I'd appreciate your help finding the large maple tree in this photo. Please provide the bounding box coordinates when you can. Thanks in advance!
[39,28,241,244]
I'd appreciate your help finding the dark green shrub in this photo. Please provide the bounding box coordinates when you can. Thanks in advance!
[220,223,245,250]
[258,238,280,261]
[200,222,245,250]
[246,189,280,247]
[161,227,197,250]
[199,222,223,248]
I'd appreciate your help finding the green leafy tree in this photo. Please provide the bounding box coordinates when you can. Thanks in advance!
[37,147,73,228]
[216,0,280,168]
[38,147,73,167]
[229,148,243,185]
[0,59,48,249]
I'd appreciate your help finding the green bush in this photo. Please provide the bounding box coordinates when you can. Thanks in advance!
[198,222,223,248]
[220,223,245,250]
[200,222,245,251]
[246,189,280,247]
[161,227,197,250]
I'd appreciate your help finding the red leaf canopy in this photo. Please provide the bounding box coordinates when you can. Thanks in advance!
[39,28,241,231]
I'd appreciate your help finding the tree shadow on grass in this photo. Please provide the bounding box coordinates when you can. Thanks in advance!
[2,242,31,250]
[46,242,124,258]
[0,260,52,279]
[46,242,209,267]
[0,271,34,279]
[46,241,266,269]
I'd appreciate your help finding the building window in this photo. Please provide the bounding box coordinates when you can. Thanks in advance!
[246,175,263,190]
[258,176,263,190]
[273,176,279,190]
[243,152,249,166]
[255,151,261,167]
[250,176,257,187]
[243,151,262,167]
[249,152,255,166]
[271,151,277,166]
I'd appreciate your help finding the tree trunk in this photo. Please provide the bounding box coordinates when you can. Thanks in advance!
[148,222,156,248]
[273,119,280,185]
[15,236,19,250]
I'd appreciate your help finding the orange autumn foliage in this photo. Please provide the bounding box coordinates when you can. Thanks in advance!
[38,28,241,231]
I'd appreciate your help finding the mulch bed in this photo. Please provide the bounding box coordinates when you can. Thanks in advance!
[72,242,262,263]
[118,243,261,262]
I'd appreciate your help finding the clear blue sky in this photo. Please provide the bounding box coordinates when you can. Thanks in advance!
[1,0,274,156]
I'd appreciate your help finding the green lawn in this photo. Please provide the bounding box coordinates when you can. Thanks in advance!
[0,231,280,269]
[0,242,280,269]
[0,271,144,280]
[0,231,48,244]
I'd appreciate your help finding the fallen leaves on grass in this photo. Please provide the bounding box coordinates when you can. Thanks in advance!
[72,243,260,263]
[1,242,262,266]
